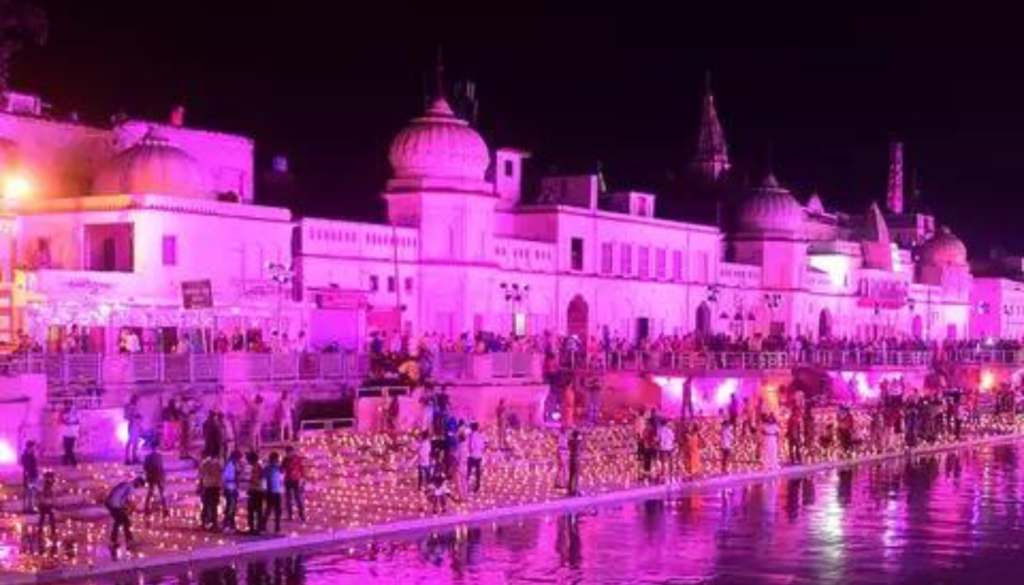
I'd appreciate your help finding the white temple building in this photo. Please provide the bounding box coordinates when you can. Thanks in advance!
[0,62,1017,353]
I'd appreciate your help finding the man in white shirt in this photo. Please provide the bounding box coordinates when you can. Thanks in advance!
[658,421,676,480]
[416,431,433,490]
[467,423,486,493]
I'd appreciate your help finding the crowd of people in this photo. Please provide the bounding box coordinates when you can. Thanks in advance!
[617,377,1024,487]
[21,387,306,558]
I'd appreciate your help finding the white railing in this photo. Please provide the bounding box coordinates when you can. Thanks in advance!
[0,351,543,388]
[562,348,1024,372]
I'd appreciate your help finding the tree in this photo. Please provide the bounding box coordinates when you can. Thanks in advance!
[0,0,47,93]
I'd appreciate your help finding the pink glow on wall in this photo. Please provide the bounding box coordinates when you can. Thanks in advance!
[839,371,879,401]
[652,375,738,414]
[0,440,16,466]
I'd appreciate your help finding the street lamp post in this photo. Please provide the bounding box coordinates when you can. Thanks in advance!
[499,282,529,336]
[764,292,782,335]
[267,261,294,345]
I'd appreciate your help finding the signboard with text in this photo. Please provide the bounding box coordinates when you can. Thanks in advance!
[181,279,213,309]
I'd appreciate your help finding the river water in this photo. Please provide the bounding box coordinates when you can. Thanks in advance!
[80,442,1024,584]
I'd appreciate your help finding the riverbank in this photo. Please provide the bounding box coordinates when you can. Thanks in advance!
[20,429,1024,585]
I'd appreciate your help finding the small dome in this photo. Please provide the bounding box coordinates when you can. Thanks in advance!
[737,173,805,235]
[93,129,206,197]
[806,193,825,214]
[918,227,968,267]
[388,97,490,181]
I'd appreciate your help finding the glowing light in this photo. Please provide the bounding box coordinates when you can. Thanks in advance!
[808,254,850,287]
[1,172,32,201]
[116,420,129,444]
[0,440,16,465]
[980,370,996,392]
[839,371,878,400]
[713,378,739,409]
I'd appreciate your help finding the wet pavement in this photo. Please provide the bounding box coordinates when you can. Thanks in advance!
[70,441,1024,585]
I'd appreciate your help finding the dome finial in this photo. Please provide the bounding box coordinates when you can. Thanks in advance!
[434,45,446,101]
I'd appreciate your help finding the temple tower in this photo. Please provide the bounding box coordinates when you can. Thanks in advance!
[689,72,731,183]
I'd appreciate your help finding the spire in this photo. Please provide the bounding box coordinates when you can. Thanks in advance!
[690,71,730,183]
[422,47,455,118]
[434,46,446,101]
[886,140,905,214]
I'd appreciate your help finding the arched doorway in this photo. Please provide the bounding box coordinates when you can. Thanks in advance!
[566,295,589,340]
[818,309,833,340]
[695,302,711,337]
[912,315,923,339]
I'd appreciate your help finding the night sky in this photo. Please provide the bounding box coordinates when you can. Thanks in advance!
[15,2,1024,254]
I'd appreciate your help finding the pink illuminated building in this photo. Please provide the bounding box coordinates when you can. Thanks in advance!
[0,67,1015,351]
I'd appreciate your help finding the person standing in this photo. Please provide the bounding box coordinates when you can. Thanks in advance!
[222,450,242,532]
[555,427,570,489]
[802,405,816,461]
[219,411,235,460]
[105,477,145,555]
[277,390,295,443]
[786,410,803,465]
[262,451,285,533]
[202,410,223,460]
[162,398,180,453]
[60,403,80,467]
[20,440,39,513]
[245,451,265,535]
[37,471,58,543]
[124,394,143,465]
[142,444,168,517]
[496,398,508,451]
[454,428,470,502]
[681,378,695,420]
[467,423,486,493]
[658,420,677,481]
[567,430,583,496]
[762,413,781,471]
[720,418,734,474]
[198,454,223,531]
[243,394,265,453]
[684,421,702,476]
[282,445,306,522]
[178,396,196,461]
[416,431,433,490]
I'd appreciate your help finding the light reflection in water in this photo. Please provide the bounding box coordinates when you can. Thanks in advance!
[78,443,1024,585]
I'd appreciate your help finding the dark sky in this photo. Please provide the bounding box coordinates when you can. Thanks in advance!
[15,2,1024,253]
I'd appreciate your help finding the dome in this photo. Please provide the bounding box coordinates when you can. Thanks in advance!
[387,97,490,182]
[93,129,206,198]
[918,227,968,267]
[737,173,805,235]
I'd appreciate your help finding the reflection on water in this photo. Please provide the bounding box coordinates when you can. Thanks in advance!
[84,443,1024,585]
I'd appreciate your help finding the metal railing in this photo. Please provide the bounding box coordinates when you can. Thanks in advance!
[561,348,1024,372]
[0,351,544,388]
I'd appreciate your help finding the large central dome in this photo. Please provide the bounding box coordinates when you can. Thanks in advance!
[918,227,968,267]
[388,96,490,182]
[737,173,805,236]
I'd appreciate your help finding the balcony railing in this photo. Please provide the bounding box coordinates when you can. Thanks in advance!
[2,348,1020,388]
[0,351,543,388]
[562,348,1024,372]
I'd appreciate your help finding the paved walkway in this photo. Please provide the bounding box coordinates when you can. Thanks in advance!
[2,413,1022,584]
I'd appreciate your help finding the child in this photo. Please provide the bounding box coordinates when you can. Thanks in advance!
[429,469,450,513]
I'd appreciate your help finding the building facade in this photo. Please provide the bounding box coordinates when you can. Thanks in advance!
[0,70,1012,351]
